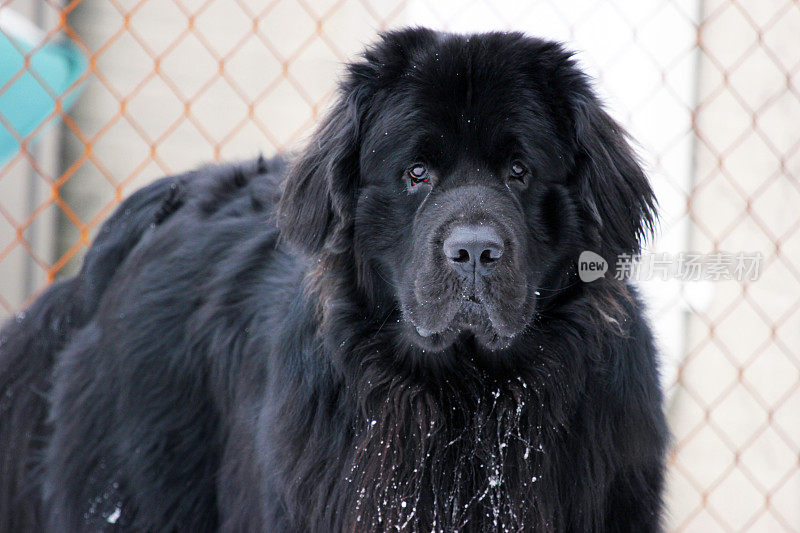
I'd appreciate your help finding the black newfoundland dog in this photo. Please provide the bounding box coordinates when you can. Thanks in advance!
[0,28,667,532]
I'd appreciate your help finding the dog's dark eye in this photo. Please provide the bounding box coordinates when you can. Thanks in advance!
[408,164,430,185]
[509,161,528,181]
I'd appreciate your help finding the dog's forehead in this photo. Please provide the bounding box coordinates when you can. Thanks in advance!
[399,78,553,167]
[395,42,562,145]
[360,32,574,171]
[408,42,534,123]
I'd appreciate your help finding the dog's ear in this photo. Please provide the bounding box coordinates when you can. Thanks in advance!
[277,74,373,255]
[278,28,439,255]
[572,95,657,259]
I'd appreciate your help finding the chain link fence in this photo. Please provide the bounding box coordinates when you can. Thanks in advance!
[0,0,798,530]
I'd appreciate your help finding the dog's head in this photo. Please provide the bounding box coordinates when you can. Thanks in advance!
[278,28,655,352]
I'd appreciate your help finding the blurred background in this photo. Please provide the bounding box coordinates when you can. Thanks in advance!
[0,0,798,530]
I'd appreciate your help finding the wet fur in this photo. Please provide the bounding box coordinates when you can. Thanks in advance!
[0,29,667,531]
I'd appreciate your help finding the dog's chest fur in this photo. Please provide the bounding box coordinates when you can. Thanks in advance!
[322,369,572,532]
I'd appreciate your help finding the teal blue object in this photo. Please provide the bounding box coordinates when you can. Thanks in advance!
[0,29,88,162]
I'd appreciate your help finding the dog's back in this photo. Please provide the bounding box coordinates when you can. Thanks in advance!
[0,157,277,530]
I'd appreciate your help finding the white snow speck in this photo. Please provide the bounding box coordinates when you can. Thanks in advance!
[107,507,121,524]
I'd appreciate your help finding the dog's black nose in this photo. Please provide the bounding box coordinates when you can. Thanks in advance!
[443,224,504,278]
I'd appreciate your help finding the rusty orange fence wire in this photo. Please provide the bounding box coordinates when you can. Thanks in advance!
[0,0,798,531]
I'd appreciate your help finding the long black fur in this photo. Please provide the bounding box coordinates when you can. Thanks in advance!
[0,29,667,532]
